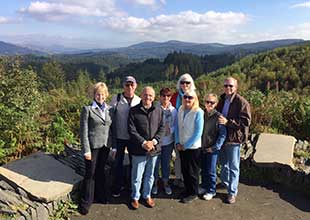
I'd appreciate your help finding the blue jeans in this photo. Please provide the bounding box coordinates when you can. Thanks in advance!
[201,150,219,194]
[131,155,158,200]
[219,144,240,196]
[154,142,174,183]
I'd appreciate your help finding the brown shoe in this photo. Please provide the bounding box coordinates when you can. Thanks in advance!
[227,195,236,204]
[131,199,139,209]
[145,197,155,208]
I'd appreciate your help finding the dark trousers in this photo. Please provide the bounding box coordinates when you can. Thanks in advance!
[112,139,133,193]
[180,148,201,196]
[80,147,110,211]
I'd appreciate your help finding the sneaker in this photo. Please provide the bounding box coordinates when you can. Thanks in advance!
[151,185,158,195]
[198,186,207,195]
[180,195,198,204]
[227,194,236,204]
[78,206,89,215]
[202,193,216,201]
[164,185,172,195]
[112,192,121,198]
[112,186,124,198]
[173,179,184,188]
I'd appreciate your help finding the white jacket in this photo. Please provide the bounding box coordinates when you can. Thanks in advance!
[110,93,141,140]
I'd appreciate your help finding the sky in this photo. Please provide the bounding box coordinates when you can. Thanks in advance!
[0,0,310,49]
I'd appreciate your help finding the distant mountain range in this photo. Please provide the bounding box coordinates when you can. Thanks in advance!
[0,39,306,59]
[0,41,45,56]
[104,39,306,59]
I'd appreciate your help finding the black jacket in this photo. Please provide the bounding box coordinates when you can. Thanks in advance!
[128,102,164,155]
[201,109,221,150]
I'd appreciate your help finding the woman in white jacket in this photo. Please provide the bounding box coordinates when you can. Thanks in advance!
[175,90,204,203]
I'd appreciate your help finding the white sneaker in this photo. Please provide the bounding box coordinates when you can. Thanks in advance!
[164,185,172,195]
[198,186,207,195]
[151,185,158,195]
[202,193,216,201]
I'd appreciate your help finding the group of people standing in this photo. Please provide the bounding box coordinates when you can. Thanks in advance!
[78,73,251,215]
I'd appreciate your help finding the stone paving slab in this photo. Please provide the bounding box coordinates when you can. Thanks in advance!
[253,133,296,168]
[0,151,83,202]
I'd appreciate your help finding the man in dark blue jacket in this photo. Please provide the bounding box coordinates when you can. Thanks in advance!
[128,86,164,209]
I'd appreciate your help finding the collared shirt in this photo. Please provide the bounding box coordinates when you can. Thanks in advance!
[91,101,106,120]
[222,96,231,117]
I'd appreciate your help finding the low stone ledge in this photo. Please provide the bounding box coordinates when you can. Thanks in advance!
[0,151,83,202]
[0,151,83,219]
[241,134,310,197]
[253,133,296,169]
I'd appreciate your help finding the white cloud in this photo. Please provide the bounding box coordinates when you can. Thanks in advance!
[100,10,248,42]
[130,0,157,6]
[225,22,310,44]
[291,1,310,8]
[0,16,9,24]
[0,16,22,24]
[126,0,165,7]
[19,0,124,21]
[286,22,310,38]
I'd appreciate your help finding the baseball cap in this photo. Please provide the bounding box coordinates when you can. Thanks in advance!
[123,76,137,84]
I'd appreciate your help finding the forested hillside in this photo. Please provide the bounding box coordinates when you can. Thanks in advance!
[197,43,310,140]
[0,43,309,165]
[201,43,310,93]
[107,52,236,82]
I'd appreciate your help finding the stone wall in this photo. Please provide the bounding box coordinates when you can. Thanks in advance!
[240,133,310,197]
[0,151,83,220]
[0,179,71,220]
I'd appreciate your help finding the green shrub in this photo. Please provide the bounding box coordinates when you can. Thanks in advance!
[0,58,42,164]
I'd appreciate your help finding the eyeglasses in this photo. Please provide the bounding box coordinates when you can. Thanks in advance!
[161,94,171,97]
[224,84,234,88]
[205,100,216,105]
[180,81,191,85]
[183,95,194,100]
[125,83,134,87]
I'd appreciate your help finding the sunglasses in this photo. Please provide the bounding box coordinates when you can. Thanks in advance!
[161,94,171,97]
[224,84,234,88]
[205,100,216,105]
[180,81,191,85]
[183,95,194,100]
[125,83,134,87]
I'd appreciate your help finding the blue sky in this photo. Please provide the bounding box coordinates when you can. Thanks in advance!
[0,0,310,49]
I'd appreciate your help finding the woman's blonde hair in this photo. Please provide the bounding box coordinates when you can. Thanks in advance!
[204,93,218,103]
[181,90,200,111]
[93,82,109,99]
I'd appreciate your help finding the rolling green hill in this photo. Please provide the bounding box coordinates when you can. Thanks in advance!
[199,42,310,93]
